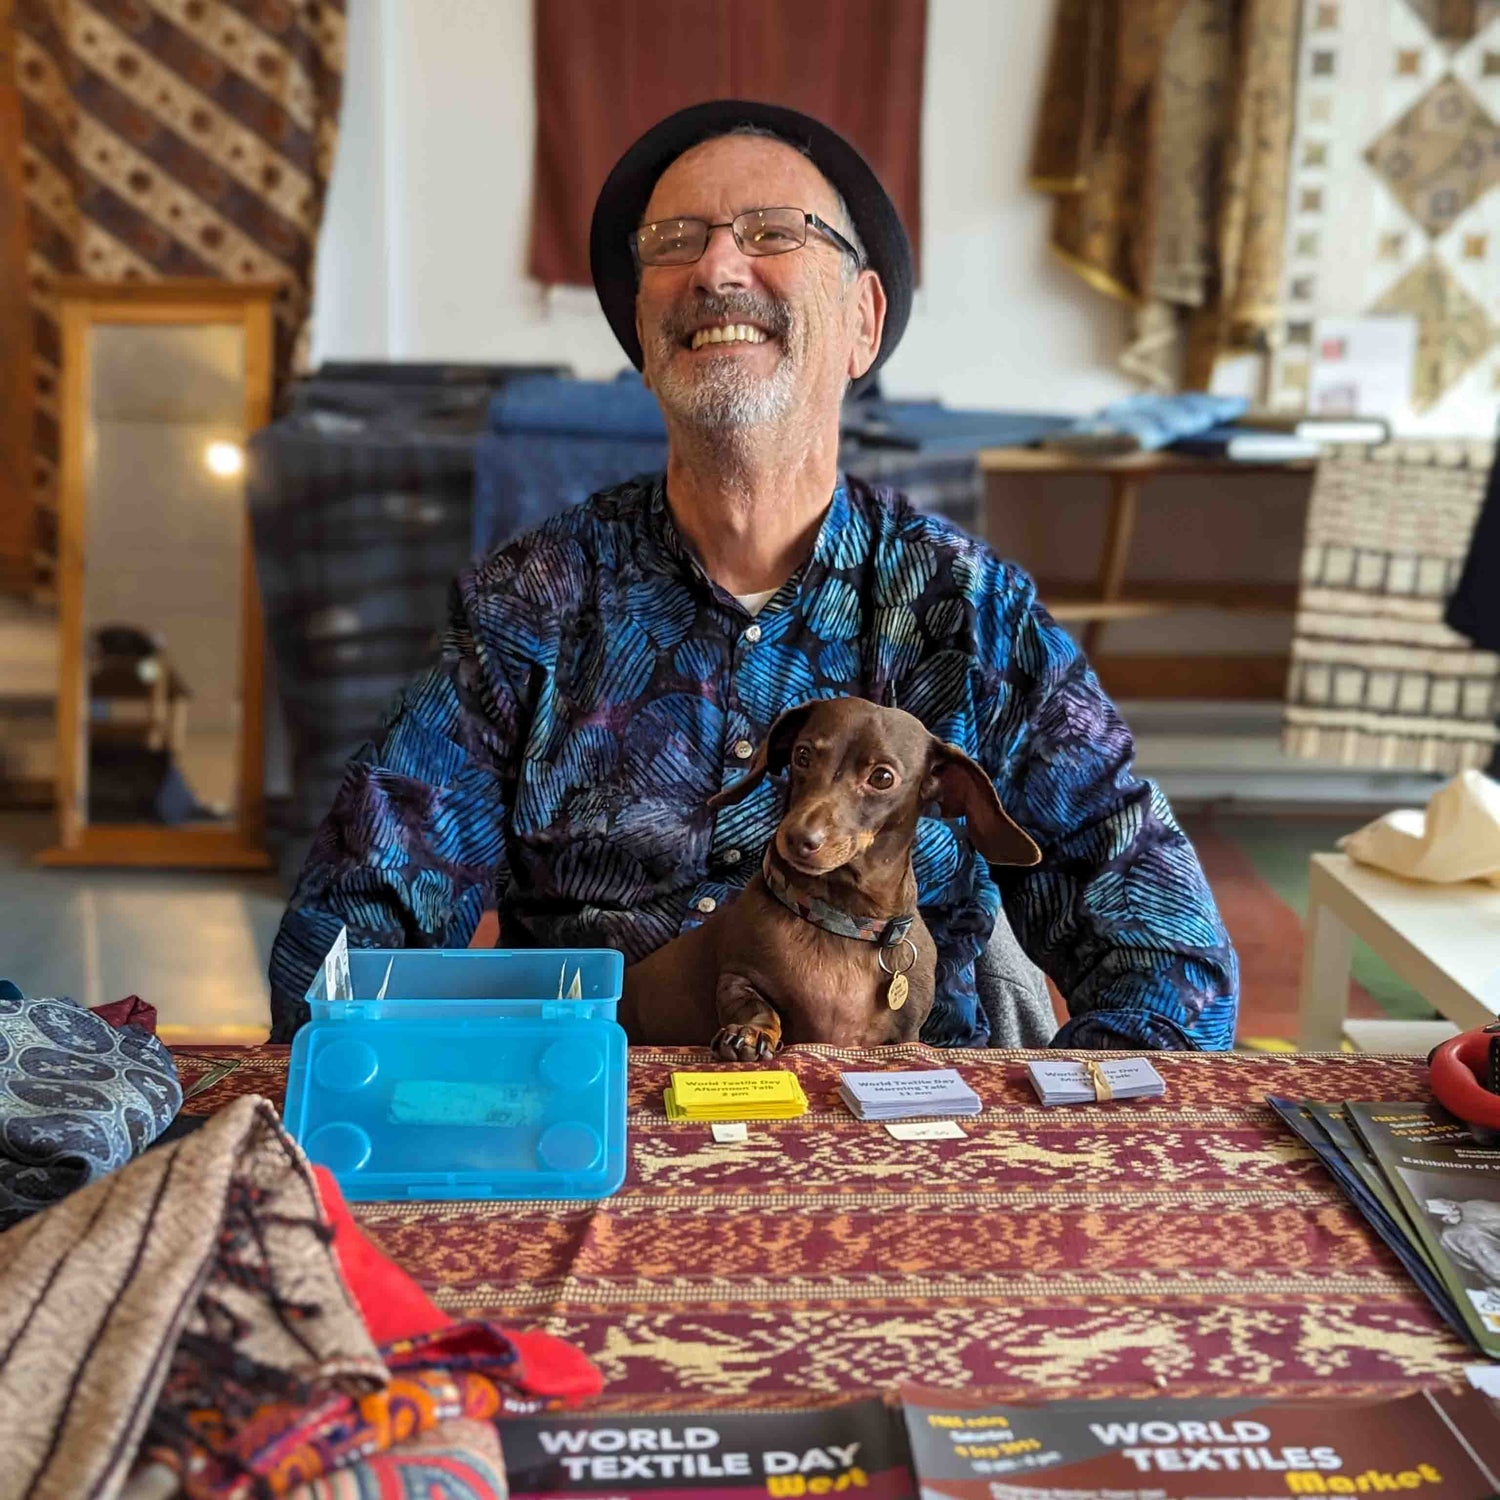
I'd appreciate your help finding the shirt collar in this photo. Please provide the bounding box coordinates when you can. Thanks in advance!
[644,472,857,608]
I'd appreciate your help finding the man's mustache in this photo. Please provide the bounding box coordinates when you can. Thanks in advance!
[658,291,793,346]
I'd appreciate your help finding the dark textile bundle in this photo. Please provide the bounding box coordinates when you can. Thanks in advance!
[0,984,181,1228]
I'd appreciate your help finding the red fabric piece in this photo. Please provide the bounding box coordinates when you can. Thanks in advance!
[310,1166,603,1400]
[505,1327,604,1402]
[90,994,158,1033]
[312,1164,450,1343]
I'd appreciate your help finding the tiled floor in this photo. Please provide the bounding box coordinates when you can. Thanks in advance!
[0,812,283,1041]
[0,809,1434,1047]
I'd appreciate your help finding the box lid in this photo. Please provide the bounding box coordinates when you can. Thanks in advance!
[286,946,627,1201]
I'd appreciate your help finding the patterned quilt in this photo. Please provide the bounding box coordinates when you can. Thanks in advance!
[173,1045,1472,1409]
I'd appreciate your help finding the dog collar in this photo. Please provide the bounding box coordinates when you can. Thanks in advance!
[760,852,916,947]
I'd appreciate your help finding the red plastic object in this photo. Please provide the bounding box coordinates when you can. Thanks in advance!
[1428,1028,1500,1131]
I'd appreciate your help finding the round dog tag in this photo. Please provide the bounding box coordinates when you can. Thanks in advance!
[887,973,909,1010]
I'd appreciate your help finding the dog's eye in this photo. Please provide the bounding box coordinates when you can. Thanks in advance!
[869,766,896,790]
[793,745,811,768]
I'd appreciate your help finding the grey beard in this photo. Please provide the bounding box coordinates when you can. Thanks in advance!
[650,342,801,430]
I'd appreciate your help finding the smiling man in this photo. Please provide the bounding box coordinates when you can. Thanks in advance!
[268,100,1239,1050]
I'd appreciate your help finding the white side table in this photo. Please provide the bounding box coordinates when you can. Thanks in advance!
[1298,852,1500,1051]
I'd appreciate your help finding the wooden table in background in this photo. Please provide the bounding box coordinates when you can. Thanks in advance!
[978,447,1316,701]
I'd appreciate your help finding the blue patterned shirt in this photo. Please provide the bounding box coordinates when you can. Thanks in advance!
[268,474,1238,1047]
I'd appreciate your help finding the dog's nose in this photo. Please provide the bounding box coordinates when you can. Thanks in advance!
[784,827,826,860]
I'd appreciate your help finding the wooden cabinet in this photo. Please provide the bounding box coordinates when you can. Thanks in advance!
[978,447,1316,701]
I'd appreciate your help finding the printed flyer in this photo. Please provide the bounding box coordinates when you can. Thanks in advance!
[898,1385,1500,1500]
[501,1400,915,1500]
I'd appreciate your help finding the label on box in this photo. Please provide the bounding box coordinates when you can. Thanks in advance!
[323,926,352,1003]
[885,1119,967,1141]
[711,1122,749,1143]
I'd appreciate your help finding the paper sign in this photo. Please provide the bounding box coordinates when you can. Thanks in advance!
[884,1119,967,1141]
[711,1122,749,1143]
[323,927,352,1003]
[1309,315,1416,419]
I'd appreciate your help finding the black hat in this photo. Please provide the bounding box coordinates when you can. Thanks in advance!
[589,99,912,395]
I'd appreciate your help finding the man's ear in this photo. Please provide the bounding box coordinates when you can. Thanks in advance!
[706,701,819,811]
[847,270,887,382]
[921,739,1041,867]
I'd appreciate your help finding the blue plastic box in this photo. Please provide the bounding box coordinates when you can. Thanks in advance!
[285,947,627,1202]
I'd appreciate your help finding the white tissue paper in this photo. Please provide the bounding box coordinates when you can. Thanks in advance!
[1340,769,1500,886]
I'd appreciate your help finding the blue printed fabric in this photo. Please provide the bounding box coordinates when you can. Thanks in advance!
[1066,393,1250,451]
[0,985,182,1229]
[269,475,1239,1049]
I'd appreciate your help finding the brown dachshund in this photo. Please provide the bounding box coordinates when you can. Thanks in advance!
[619,697,1041,1059]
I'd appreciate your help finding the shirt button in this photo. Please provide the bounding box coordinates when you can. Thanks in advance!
[733,739,754,760]
[724,848,742,864]
[744,623,762,643]
[696,896,717,914]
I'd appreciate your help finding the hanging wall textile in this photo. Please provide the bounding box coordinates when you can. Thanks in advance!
[1270,2,1500,432]
[1029,0,1297,391]
[528,0,927,288]
[11,0,347,589]
[1284,441,1500,774]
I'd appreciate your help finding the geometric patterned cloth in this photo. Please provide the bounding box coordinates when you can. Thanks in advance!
[1284,440,1500,771]
[175,1044,1478,1409]
[10,0,347,589]
[1271,1,1500,432]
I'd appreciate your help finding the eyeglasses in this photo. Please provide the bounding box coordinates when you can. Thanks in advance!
[633,206,864,269]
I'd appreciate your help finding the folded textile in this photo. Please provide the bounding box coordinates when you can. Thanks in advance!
[1044,393,1250,454]
[840,399,1073,453]
[0,1093,601,1500]
[0,984,182,1228]
[471,430,665,556]
[90,993,160,1033]
[285,1418,505,1500]
[0,1094,385,1500]
[1341,769,1500,886]
[151,1336,514,1498]
[488,371,667,441]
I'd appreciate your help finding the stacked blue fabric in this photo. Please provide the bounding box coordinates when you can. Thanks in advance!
[472,372,1073,555]
[474,373,669,556]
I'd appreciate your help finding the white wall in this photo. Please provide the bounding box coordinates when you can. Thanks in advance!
[310,0,1137,415]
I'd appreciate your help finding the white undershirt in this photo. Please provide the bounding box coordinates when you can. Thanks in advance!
[734,587,779,616]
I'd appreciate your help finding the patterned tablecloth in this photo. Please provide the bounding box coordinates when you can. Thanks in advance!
[172,1044,1472,1410]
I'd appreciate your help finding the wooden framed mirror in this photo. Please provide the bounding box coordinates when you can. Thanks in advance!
[39,279,278,868]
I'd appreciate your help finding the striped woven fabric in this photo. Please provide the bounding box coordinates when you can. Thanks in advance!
[1284,441,1500,774]
[176,1045,1474,1411]
[12,0,346,587]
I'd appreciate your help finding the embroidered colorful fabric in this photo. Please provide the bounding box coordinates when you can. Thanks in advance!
[285,1418,505,1500]
[148,1321,551,1498]
[141,1160,597,1498]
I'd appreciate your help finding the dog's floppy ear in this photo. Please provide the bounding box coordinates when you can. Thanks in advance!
[706,700,819,811]
[921,739,1041,867]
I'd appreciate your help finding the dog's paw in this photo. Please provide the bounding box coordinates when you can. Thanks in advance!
[711,1024,780,1063]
